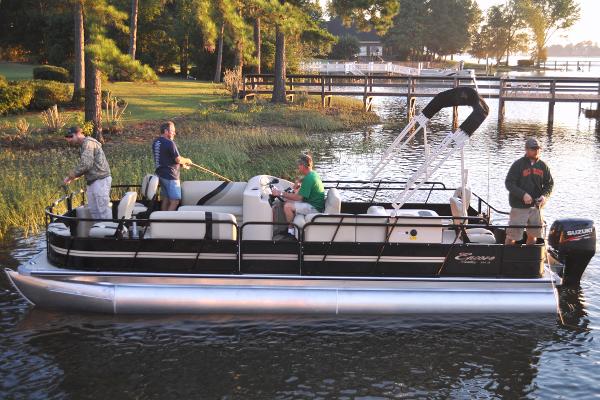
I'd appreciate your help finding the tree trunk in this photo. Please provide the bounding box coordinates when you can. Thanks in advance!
[180,34,189,77]
[128,0,139,59]
[234,38,243,71]
[253,17,261,74]
[85,52,103,142]
[213,23,224,83]
[73,1,85,103]
[271,25,286,104]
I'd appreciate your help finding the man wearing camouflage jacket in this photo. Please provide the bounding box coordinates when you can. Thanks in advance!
[63,126,112,221]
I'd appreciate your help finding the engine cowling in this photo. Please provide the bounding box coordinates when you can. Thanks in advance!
[548,218,596,286]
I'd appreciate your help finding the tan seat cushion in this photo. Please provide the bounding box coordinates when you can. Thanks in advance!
[149,210,237,240]
[181,181,246,206]
[304,213,356,242]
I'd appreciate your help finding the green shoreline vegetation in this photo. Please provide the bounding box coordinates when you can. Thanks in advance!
[0,64,379,238]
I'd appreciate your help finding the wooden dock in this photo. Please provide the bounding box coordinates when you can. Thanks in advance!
[241,74,600,125]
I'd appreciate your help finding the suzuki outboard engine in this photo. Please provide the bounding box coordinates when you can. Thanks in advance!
[548,219,596,286]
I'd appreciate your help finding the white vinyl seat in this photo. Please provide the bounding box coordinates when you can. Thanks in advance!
[148,210,237,240]
[180,181,246,222]
[293,188,341,229]
[133,174,159,216]
[449,195,496,244]
[75,205,93,237]
[303,213,356,242]
[89,192,137,238]
[48,222,71,237]
[179,205,243,223]
[355,206,389,243]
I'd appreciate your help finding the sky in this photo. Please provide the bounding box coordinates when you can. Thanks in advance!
[476,0,599,45]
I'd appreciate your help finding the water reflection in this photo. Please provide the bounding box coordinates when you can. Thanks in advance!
[4,312,556,399]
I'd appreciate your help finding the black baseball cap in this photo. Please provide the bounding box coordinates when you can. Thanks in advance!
[525,138,541,149]
[64,126,81,138]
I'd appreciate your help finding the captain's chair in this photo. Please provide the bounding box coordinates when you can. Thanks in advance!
[449,189,496,244]
[133,174,159,216]
[292,188,341,229]
[89,191,137,238]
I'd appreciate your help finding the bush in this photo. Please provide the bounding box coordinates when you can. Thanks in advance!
[517,59,534,67]
[29,80,73,110]
[33,65,70,82]
[0,74,7,87]
[0,83,34,115]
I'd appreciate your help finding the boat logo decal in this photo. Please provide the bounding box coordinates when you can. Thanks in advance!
[454,252,496,264]
[566,227,593,236]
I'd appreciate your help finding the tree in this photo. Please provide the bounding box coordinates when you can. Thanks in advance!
[470,2,529,66]
[424,0,480,58]
[329,35,360,60]
[329,0,399,33]
[211,0,251,82]
[73,1,85,102]
[522,0,580,64]
[129,0,139,59]
[269,0,321,104]
[384,0,428,60]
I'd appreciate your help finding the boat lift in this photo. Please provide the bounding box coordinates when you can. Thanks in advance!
[370,87,489,215]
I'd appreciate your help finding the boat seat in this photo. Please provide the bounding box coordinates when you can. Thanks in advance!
[75,205,93,237]
[180,181,247,206]
[48,222,71,237]
[303,213,356,242]
[355,206,389,242]
[149,210,237,240]
[293,188,341,229]
[133,174,159,216]
[178,205,243,222]
[449,195,496,244]
[89,192,137,238]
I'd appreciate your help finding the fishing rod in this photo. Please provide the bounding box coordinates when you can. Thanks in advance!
[188,162,232,182]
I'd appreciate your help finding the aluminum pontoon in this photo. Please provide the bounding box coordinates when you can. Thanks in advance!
[5,88,596,315]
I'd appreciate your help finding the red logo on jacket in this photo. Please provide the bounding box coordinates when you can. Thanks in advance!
[523,168,543,177]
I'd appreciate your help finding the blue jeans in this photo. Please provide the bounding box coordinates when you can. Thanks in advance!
[159,177,181,200]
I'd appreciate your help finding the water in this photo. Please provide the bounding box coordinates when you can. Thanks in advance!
[1,96,600,398]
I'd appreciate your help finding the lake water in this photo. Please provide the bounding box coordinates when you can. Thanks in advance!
[1,96,599,399]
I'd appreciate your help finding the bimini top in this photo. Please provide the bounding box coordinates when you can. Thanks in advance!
[421,87,489,136]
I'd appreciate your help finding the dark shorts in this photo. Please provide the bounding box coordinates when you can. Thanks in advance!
[159,177,181,200]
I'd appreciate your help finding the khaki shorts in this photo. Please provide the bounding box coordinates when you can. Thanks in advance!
[506,207,543,240]
[293,201,319,215]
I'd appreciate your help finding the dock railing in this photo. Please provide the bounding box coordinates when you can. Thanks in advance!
[241,74,600,122]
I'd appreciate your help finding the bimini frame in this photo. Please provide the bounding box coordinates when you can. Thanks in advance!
[370,87,490,216]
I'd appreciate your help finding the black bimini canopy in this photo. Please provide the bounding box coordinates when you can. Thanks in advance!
[421,87,489,136]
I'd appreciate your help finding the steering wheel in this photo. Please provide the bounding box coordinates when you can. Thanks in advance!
[267,178,285,206]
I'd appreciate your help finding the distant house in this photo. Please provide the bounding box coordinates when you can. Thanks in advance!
[326,18,383,60]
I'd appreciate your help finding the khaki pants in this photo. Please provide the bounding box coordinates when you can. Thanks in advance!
[87,176,112,221]
[506,206,543,241]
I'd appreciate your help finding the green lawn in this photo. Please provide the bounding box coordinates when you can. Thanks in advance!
[0,62,37,81]
[0,63,231,128]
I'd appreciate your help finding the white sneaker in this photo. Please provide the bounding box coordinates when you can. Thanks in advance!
[287,227,296,236]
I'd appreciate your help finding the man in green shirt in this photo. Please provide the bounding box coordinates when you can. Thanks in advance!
[272,154,325,235]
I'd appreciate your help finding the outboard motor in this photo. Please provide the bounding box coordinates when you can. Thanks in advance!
[548,219,596,286]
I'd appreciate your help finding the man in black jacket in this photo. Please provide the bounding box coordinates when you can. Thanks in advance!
[505,138,554,245]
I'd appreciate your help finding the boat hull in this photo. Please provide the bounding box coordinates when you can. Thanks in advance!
[4,254,559,315]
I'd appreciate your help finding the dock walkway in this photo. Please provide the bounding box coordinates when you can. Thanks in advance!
[241,74,600,124]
